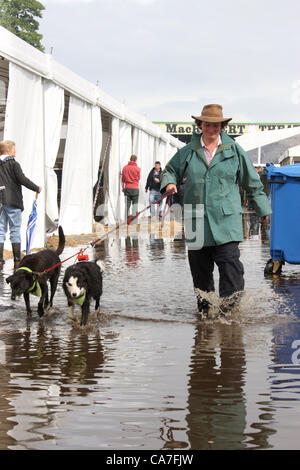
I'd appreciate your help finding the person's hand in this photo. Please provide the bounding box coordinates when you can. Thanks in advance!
[38,186,42,193]
[145,189,148,193]
[166,183,177,194]
[261,215,269,223]
[154,178,160,183]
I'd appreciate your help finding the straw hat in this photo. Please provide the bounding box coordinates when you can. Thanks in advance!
[192,104,232,123]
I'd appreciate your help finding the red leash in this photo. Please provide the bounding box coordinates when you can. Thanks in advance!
[42,188,175,274]
[43,249,87,273]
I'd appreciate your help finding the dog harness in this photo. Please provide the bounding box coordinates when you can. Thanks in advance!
[16,267,42,297]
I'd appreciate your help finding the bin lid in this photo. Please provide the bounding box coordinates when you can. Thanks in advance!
[266,163,300,178]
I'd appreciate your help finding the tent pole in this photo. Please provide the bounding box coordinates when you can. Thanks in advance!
[42,78,47,248]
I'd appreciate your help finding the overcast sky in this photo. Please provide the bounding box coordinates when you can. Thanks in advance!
[39,0,300,122]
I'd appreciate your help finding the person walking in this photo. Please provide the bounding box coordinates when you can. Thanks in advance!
[160,104,271,318]
[122,155,141,222]
[145,161,162,218]
[0,140,42,269]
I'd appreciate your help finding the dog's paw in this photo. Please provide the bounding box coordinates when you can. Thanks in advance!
[38,307,45,318]
[68,305,75,319]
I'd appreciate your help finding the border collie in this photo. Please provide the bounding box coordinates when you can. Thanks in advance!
[6,226,65,317]
[62,260,104,326]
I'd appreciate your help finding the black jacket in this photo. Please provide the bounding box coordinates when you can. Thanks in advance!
[145,168,162,192]
[0,156,39,211]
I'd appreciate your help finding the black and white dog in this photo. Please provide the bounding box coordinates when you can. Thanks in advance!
[62,260,104,326]
[6,226,65,317]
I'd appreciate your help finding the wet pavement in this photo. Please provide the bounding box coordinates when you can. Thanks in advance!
[0,218,300,450]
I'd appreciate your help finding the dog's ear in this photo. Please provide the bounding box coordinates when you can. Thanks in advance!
[6,275,13,284]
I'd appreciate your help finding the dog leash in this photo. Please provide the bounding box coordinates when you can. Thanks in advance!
[39,187,175,275]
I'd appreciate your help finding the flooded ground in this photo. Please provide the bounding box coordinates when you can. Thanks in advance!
[0,218,300,450]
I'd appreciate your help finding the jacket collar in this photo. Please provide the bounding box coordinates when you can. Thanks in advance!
[0,155,14,164]
[200,134,222,150]
[191,131,235,168]
[190,131,235,149]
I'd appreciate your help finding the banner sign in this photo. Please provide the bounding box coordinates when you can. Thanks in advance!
[154,122,300,136]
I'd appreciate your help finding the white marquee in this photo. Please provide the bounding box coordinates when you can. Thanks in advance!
[0,26,184,250]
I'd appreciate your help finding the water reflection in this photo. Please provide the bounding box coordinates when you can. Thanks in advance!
[253,273,300,449]
[0,341,15,449]
[270,273,300,360]
[1,323,117,448]
[8,325,106,391]
[269,275,300,410]
[148,234,165,260]
[1,230,300,449]
[186,323,247,449]
[124,236,140,268]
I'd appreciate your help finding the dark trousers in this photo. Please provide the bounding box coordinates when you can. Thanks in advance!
[124,188,139,220]
[187,242,244,298]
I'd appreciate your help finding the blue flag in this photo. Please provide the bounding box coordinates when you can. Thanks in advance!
[26,195,38,255]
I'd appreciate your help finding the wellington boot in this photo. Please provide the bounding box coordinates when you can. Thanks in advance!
[14,260,21,271]
[12,243,21,271]
[197,296,211,320]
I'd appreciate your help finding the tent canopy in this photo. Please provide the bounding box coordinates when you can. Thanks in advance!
[0,26,184,247]
[236,126,300,164]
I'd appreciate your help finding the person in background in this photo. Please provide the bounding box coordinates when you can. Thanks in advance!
[122,155,141,223]
[254,164,271,240]
[160,104,271,318]
[145,161,162,218]
[256,164,270,198]
[0,140,42,269]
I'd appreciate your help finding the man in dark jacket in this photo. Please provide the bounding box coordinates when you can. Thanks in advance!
[0,140,41,269]
[145,161,162,218]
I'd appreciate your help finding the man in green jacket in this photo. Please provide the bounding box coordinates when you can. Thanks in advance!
[160,104,271,318]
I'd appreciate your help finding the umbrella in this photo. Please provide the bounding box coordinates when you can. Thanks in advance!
[26,192,39,255]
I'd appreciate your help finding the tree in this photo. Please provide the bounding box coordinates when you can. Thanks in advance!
[0,0,45,51]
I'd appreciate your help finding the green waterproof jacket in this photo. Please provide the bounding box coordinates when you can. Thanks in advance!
[160,131,272,246]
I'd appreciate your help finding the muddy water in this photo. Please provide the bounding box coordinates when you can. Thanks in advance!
[0,226,300,450]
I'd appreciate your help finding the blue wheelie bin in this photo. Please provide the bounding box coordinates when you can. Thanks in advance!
[265,163,300,274]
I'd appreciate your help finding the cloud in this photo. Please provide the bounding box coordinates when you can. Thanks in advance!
[44,0,157,3]
[40,0,300,122]
[44,0,94,3]
[128,0,158,4]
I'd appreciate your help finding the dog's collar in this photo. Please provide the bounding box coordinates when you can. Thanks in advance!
[16,267,42,297]
[72,292,86,306]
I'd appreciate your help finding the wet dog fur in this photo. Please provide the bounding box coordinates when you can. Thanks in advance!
[62,260,104,326]
[6,226,65,317]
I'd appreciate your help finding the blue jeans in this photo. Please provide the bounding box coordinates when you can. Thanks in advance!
[149,189,162,217]
[0,205,22,243]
